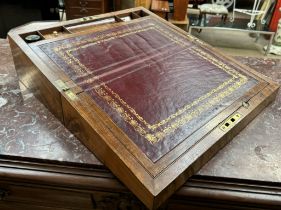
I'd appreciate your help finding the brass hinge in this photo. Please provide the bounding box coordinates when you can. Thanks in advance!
[55,79,77,101]
[55,79,70,91]
[65,90,78,101]
[220,112,242,132]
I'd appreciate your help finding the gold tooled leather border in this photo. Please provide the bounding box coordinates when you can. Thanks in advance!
[51,19,247,143]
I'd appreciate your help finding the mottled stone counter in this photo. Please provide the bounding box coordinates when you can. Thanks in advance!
[1,37,281,209]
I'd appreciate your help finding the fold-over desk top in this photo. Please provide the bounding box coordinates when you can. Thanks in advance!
[8,7,279,210]
[37,17,259,162]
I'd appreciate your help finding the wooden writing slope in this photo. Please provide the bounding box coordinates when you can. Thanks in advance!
[8,7,279,210]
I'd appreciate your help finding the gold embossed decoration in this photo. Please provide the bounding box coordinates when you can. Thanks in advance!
[52,19,247,143]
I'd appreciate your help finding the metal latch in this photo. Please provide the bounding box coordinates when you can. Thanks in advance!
[65,91,78,101]
[55,80,77,100]
[220,113,242,132]
[55,79,70,91]
[242,101,250,108]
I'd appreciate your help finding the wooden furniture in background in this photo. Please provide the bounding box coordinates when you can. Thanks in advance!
[7,7,279,210]
[169,0,189,28]
[136,0,152,8]
[64,0,110,20]
[151,0,170,19]
[198,4,228,25]
[172,0,188,21]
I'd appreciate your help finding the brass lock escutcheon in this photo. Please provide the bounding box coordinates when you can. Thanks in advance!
[220,112,242,132]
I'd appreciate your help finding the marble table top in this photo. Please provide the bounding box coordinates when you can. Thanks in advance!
[1,38,281,183]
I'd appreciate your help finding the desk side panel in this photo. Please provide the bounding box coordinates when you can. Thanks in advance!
[8,35,64,122]
[60,92,155,209]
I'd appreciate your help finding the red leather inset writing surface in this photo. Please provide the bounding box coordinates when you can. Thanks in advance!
[39,18,257,162]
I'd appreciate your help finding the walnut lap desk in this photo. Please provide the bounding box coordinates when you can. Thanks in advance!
[6,7,280,210]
